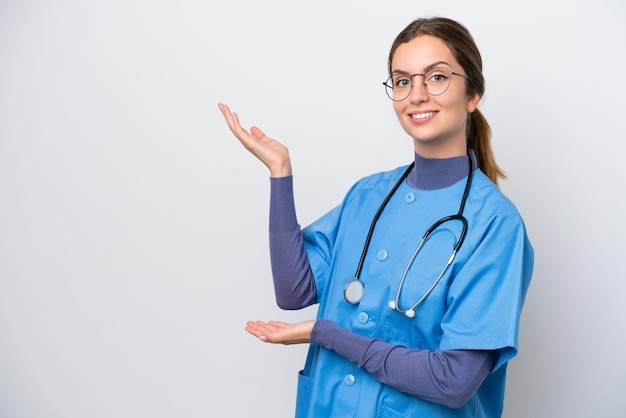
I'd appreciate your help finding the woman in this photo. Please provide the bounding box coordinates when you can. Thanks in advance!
[218,16,533,418]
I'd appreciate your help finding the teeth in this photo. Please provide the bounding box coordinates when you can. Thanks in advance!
[411,112,434,119]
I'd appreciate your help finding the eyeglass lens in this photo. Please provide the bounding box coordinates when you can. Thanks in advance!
[384,68,454,101]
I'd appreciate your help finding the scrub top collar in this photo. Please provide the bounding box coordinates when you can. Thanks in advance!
[409,149,478,191]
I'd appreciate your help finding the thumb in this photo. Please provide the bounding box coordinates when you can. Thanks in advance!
[250,126,266,140]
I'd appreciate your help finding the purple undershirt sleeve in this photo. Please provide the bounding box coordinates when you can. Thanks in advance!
[268,176,317,309]
[311,319,497,409]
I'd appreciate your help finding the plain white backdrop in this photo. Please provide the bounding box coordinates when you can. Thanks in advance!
[1,0,625,417]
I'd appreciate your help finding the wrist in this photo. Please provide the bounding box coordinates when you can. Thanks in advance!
[269,161,293,178]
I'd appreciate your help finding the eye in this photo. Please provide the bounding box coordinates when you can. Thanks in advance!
[426,69,450,84]
[392,76,411,89]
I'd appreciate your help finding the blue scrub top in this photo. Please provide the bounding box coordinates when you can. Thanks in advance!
[297,165,534,418]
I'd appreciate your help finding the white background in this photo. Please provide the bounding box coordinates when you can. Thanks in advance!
[1,0,625,417]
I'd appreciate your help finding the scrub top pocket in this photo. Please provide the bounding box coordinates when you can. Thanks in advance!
[377,404,411,418]
[295,369,313,418]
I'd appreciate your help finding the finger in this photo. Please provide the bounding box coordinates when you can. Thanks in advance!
[217,103,239,133]
[246,320,275,332]
[245,321,272,342]
[217,103,233,124]
[245,321,264,336]
[231,112,253,138]
[267,320,289,328]
[244,320,256,330]
[218,104,251,140]
[250,126,266,140]
[245,320,264,330]
[231,113,262,149]
[252,320,286,336]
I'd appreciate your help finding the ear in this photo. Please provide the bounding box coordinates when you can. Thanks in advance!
[466,92,481,113]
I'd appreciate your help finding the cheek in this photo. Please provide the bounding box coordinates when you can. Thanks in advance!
[392,101,404,117]
[441,95,470,117]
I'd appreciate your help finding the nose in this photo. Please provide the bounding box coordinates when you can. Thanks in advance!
[408,77,429,103]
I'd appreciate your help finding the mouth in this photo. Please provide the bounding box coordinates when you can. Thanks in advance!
[410,111,436,120]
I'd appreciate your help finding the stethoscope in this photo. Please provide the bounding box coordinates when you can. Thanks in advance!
[343,153,474,318]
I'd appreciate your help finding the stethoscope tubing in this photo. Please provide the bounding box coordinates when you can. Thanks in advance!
[352,162,414,283]
[389,214,467,318]
[344,153,475,318]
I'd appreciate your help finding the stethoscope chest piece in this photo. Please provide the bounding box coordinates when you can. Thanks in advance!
[344,279,364,304]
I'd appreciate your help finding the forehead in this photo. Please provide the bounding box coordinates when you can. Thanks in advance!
[391,35,459,72]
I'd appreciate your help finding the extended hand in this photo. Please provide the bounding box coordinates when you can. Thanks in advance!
[217,103,292,177]
[245,320,316,345]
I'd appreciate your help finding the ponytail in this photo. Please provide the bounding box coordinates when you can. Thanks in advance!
[467,109,506,185]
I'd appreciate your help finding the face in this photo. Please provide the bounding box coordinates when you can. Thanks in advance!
[390,35,480,157]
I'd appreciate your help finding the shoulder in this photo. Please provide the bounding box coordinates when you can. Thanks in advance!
[468,170,528,229]
[304,164,412,231]
[346,164,411,196]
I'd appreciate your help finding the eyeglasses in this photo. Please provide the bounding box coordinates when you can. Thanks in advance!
[383,68,471,101]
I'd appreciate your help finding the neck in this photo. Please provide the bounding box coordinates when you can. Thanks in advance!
[407,150,477,190]
[412,136,468,159]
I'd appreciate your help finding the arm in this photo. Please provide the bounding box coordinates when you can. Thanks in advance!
[269,177,317,309]
[218,103,317,308]
[313,319,496,409]
[245,319,496,409]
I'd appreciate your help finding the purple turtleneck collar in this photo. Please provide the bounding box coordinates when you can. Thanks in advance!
[407,150,478,190]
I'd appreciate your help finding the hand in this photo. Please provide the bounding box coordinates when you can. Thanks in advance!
[217,103,292,177]
[245,320,316,345]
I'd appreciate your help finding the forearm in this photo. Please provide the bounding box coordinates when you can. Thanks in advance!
[311,319,496,409]
[268,176,317,309]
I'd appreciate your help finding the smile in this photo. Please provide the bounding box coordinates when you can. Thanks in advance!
[410,112,436,119]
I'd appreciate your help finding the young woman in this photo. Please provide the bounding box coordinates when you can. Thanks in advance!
[218,16,533,418]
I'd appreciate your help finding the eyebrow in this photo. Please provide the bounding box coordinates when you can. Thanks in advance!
[391,60,452,75]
